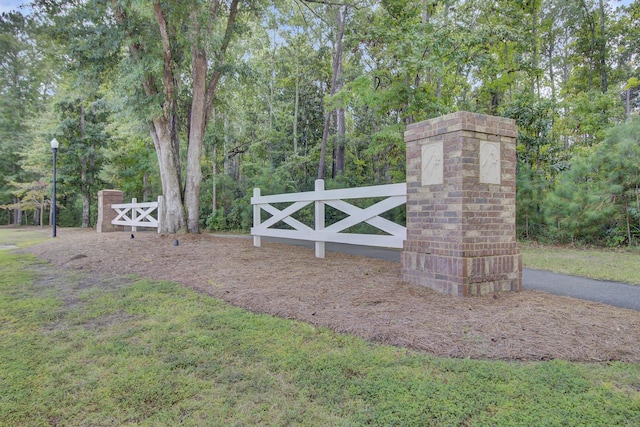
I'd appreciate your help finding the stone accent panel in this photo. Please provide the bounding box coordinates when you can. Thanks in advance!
[401,111,522,296]
[97,190,124,233]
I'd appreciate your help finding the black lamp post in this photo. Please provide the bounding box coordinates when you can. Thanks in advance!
[50,138,58,237]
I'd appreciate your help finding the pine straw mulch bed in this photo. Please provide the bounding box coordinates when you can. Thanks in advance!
[25,228,640,363]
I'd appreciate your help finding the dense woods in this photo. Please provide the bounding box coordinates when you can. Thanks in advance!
[1,0,639,245]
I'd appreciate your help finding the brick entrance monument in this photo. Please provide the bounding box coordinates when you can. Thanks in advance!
[401,111,522,296]
[96,189,124,233]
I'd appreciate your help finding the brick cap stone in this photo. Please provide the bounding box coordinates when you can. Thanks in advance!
[405,111,517,141]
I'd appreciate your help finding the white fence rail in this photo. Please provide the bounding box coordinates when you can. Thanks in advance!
[111,197,163,232]
[251,179,406,258]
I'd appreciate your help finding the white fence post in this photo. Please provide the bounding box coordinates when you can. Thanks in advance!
[314,179,325,258]
[157,195,163,233]
[253,188,261,247]
[131,198,137,232]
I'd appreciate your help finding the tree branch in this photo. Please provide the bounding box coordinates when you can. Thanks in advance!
[153,2,175,116]
[302,0,363,8]
[208,0,220,34]
[111,1,159,97]
[205,0,240,120]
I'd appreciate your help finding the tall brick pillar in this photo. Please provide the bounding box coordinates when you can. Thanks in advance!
[401,111,522,296]
[97,190,124,233]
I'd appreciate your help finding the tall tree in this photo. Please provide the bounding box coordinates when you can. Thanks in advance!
[53,92,108,227]
[32,0,118,228]
[318,4,348,180]
[0,12,44,225]
[109,0,257,233]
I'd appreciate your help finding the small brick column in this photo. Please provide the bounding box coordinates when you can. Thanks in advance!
[401,111,522,296]
[96,190,124,233]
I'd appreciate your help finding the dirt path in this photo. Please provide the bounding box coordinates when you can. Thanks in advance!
[25,228,640,362]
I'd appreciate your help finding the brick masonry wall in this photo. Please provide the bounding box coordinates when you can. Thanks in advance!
[401,111,522,296]
[96,190,124,233]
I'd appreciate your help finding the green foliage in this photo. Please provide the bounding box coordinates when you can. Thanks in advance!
[597,117,640,246]
[560,91,624,147]
[516,163,547,240]
[545,153,615,244]
[3,0,640,245]
[102,135,160,202]
[545,118,640,246]
[204,208,228,231]
[1,250,639,426]
[0,12,48,225]
[53,94,108,182]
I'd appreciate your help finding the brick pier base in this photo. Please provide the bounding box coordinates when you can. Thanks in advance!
[401,112,522,296]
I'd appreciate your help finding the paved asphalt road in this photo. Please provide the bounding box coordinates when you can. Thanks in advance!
[522,269,640,311]
[245,236,640,312]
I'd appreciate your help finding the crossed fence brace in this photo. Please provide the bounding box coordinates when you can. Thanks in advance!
[251,179,407,258]
[111,198,160,231]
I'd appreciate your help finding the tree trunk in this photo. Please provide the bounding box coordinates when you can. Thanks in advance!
[293,52,300,155]
[143,174,151,201]
[318,113,331,179]
[626,88,631,120]
[212,144,217,214]
[15,197,21,225]
[336,107,345,175]
[334,8,346,176]
[318,5,347,179]
[224,116,231,176]
[80,104,91,228]
[80,151,88,226]
[184,48,207,233]
[582,0,596,92]
[531,0,540,101]
[598,0,607,93]
[624,198,632,247]
[82,192,91,228]
[151,116,187,233]
[548,33,556,104]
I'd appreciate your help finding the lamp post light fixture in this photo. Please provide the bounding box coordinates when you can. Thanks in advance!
[50,138,59,238]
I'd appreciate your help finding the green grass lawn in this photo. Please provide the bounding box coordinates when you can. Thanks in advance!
[0,226,50,249]
[1,243,639,426]
[521,243,640,285]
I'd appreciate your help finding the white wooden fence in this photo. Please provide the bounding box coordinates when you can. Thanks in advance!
[111,197,163,232]
[251,179,406,258]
